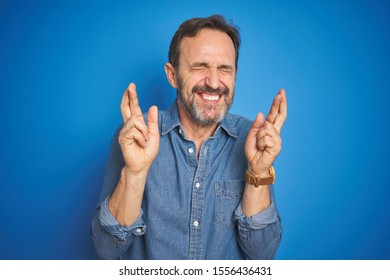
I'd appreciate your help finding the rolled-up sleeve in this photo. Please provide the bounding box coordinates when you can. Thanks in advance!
[91,196,146,259]
[99,196,146,240]
[233,186,282,260]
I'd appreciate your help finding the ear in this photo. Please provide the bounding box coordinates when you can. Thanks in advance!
[164,63,179,89]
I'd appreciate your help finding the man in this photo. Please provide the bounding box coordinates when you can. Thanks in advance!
[92,15,287,260]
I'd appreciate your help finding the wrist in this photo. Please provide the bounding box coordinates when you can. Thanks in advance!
[122,165,150,178]
[247,166,270,178]
[245,166,276,187]
[120,166,149,194]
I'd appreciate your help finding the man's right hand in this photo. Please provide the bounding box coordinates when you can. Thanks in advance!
[119,83,160,174]
[108,83,159,226]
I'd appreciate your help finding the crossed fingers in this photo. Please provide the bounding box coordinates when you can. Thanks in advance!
[256,121,282,153]
[256,89,287,154]
[120,83,149,146]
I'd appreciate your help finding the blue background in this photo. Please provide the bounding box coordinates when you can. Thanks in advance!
[1,0,389,259]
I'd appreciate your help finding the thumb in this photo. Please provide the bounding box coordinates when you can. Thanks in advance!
[247,113,264,139]
[147,106,159,135]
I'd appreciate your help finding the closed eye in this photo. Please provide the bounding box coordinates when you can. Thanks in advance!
[190,62,235,74]
[191,62,209,71]
[218,65,234,73]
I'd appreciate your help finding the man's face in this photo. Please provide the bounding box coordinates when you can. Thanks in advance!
[176,29,236,127]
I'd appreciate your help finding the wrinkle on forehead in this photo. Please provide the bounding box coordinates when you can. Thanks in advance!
[179,29,236,70]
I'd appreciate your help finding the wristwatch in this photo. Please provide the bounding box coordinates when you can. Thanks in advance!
[245,166,276,187]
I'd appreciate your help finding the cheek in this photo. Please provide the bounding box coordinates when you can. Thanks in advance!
[222,78,235,94]
[183,75,205,92]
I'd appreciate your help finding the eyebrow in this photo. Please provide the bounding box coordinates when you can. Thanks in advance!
[218,64,234,71]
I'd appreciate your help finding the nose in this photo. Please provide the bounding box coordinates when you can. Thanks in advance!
[205,67,220,90]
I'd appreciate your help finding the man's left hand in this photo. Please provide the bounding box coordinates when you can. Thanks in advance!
[245,89,287,177]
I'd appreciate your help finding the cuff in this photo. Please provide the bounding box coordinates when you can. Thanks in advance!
[234,196,280,230]
[99,196,146,240]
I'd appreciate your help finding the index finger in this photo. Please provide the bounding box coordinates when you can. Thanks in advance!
[273,89,287,133]
[266,89,287,134]
[120,84,132,123]
[128,83,145,122]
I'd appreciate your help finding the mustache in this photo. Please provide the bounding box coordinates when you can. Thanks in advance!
[192,85,229,95]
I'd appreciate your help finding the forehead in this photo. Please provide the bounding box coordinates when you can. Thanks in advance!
[179,29,236,65]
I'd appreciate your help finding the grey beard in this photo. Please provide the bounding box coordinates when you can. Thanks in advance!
[178,93,230,127]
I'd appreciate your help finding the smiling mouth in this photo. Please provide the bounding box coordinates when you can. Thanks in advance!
[199,93,220,101]
[193,85,228,104]
[195,92,224,104]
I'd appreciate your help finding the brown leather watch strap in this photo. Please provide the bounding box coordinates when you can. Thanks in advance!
[245,166,276,187]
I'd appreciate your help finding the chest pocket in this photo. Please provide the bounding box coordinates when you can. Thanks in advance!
[215,179,245,227]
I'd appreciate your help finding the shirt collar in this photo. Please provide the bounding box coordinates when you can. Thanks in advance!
[161,100,237,138]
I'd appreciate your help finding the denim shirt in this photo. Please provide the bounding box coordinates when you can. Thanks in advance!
[91,101,282,260]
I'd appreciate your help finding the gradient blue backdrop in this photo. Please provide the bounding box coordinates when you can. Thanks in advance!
[1,0,389,259]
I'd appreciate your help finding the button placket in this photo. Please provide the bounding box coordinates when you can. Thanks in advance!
[188,139,213,260]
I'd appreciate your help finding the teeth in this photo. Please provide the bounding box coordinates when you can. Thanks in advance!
[202,94,219,101]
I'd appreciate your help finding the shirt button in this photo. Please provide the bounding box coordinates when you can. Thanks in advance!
[195,182,200,189]
[193,220,199,227]
[179,128,182,134]
[188,148,194,154]
[135,228,142,233]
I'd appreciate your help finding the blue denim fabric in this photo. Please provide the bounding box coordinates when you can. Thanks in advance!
[91,101,282,260]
